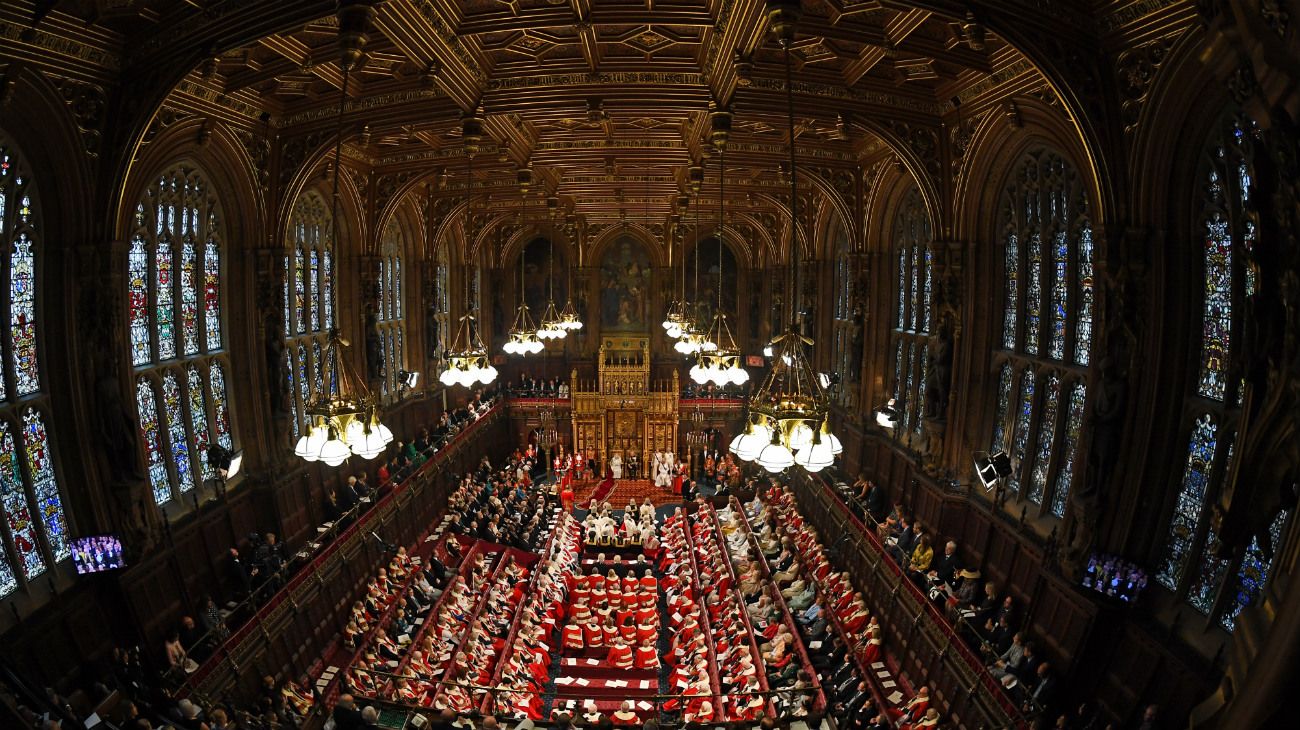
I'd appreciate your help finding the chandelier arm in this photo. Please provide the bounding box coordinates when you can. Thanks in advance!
[718,141,725,315]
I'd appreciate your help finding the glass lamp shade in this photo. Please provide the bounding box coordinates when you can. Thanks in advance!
[794,438,834,472]
[674,337,696,355]
[699,338,718,353]
[376,421,395,445]
[352,428,387,459]
[295,424,328,460]
[344,418,365,445]
[820,420,843,455]
[503,339,519,355]
[729,425,763,462]
[690,361,712,384]
[756,440,795,473]
[528,338,545,354]
[566,317,584,331]
[479,363,498,384]
[318,436,351,467]
[786,421,815,452]
[439,366,459,387]
[726,364,751,385]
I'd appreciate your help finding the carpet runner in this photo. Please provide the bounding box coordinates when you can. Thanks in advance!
[573,478,680,509]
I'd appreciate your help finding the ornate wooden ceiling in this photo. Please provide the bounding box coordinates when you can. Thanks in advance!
[15,0,1087,251]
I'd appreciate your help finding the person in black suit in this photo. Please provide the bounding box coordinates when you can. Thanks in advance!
[331,695,365,730]
[835,680,871,719]
[1025,662,1059,715]
[865,481,889,524]
[930,540,960,586]
[810,634,846,673]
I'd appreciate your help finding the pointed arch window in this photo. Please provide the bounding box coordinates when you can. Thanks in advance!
[0,134,73,598]
[1154,114,1292,631]
[887,187,934,441]
[831,228,860,408]
[988,149,1091,514]
[284,193,334,438]
[378,220,406,397]
[128,165,235,505]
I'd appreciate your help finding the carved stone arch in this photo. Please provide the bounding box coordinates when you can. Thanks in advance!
[752,192,813,263]
[3,70,96,250]
[117,119,265,258]
[375,170,444,245]
[0,68,105,539]
[1126,26,1230,231]
[800,167,856,253]
[499,222,576,273]
[275,130,366,247]
[376,196,422,260]
[586,223,667,268]
[731,212,777,266]
[953,103,1101,244]
[282,162,367,258]
[844,120,944,234]
[868,168,932,256]
[430,199,471,267]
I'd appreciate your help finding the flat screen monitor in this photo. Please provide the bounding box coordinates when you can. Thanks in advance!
[71,535,126,575]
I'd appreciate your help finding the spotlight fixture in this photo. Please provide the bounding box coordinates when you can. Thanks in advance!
[207,444,243,480]
[974,450,1013,491]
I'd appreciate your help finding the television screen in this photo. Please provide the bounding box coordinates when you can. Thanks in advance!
[1080,552,1147,603]
[745,355,766,368]
[71,535,126,575]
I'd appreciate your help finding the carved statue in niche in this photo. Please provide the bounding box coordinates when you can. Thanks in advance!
[80,276,161,559]
[1063,252,1138,578]
[265,310,289,418]
[849,303,865,381]
[923,324,954,422]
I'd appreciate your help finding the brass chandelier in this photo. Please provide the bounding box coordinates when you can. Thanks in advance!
[729,1,840,473]
[504,172,544,356]
[439,115,498,387]
[293,31,393,467]
[690,124,749,387]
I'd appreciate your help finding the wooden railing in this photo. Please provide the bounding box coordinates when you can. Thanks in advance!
[181,405,507,704]
[792,473,1027,729]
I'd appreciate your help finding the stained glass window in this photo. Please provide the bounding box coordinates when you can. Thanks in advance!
[180,239,199,356]
[312,341,324,395]
[0,420,46,580]
[137,378,172,505]
[1156,415,1218,590]
[309,248,320,333]
[210,363,232,450]
[1027,374,1060,504]
[1003,232,1018,349]
[130,166,233,504]
[294,247,306,334]
[161,372,195,494]
[914,347,928,437]
[156,238,175,360]
[1075,224,1094,366]
[298,343,310,412]
[24,409,68,561]
[1050,383,1087,517]
[1161,115,1267,630]
[1025,233,1042,356]
[890,187,934,440]
[323,250,334,331]
[0,136,73,586]
[286,351,299,440]
[993,149,1091,515]
[1007,369,1036,496]
[991,364,1013,452]
[378,220,406,399]
[1049,232,1068,360]
[187,367,211,479]
[1220,509,1289,631]
[129,235,152,366]
[204,233,221,351]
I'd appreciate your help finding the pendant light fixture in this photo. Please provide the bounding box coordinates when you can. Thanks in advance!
[439,115,498,387]
[504,170,544,356]
[676,163,712,355]
[692,115,749,387]
[733,1,838,474]
[294,23,393,465]
[536,190,567,340]
[557,213,584,332]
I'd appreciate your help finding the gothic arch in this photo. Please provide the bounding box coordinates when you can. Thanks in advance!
[586,223,667,269]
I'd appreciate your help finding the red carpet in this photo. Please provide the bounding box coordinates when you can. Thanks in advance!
[573,479,679,509]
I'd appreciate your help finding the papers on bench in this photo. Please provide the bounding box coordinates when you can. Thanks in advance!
[887,691,904,705]
[607,680,628,688]
[636,701,654,711]
[555,677,574,685]
[574,677,590,686]
[871,662,886,669]
[360,496,372,503]
[881,680,896,688]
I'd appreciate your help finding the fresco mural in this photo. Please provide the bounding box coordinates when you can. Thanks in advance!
[599,236,652,331]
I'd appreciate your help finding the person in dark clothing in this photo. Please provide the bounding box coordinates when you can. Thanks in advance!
[332,694,365,730]
[865,481,889,524]
[323,488,343,523]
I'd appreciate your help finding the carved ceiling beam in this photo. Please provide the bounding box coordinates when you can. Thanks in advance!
[454,5,715,35]
[699,0,768,108]
[374,0,484,111]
